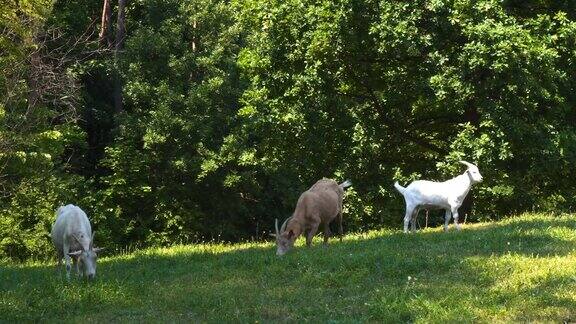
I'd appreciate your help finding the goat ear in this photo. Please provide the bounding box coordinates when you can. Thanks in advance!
[68,250,82,257]
[93,247,104,253]
[269,233,277,238]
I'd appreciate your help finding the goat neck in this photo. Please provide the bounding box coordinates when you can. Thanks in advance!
[450,172,474,201]
[283,217,303,238]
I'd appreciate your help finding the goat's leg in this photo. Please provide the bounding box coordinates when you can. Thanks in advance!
[64,255,72,280]
[411,207,419,233]
[451,207,461,230]
[306,223,319,247]
[403,206,414,233]
[323,223,331,245]
[444,209,452,232]
[302,229,310,244]
[62,239,72,280]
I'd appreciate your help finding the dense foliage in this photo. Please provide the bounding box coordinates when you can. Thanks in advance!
[1,0,576,261]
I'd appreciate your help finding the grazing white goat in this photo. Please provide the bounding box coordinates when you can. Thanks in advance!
[273,179,352,256]
[394,161,483,233]
[51,204,103,279]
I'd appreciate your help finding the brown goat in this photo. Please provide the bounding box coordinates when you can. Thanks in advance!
[273,179,352,255]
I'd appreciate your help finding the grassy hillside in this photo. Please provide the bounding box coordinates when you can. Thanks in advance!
[1,213,575,322]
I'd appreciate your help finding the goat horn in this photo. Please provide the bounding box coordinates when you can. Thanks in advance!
[280,216,292,233]
[275,218,279,236]
[459,160,474,168]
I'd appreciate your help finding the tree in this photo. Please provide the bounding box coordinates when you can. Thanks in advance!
[0,0,88,260]
[99,0,112,47]
[228,0,576,228]
[113,0,126,114]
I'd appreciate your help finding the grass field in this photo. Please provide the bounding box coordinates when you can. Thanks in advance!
[1,213,576,322]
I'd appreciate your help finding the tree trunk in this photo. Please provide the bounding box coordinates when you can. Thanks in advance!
[99,0,112,47]
[114,0,126,114]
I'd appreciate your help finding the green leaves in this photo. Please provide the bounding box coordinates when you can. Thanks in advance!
[3,0,576,261]
[229,0,576,226]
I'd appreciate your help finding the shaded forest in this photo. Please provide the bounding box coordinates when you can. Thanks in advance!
[2,0,576,261]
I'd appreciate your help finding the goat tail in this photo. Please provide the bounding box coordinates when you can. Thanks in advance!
[394,181,406,195]
[339,179,352,190]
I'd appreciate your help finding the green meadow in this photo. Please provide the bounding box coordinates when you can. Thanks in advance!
[1,213,575,322]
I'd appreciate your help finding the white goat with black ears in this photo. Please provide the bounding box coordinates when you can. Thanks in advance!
[394,161,483,233]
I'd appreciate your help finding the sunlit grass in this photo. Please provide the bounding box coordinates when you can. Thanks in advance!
[1,213,575,322]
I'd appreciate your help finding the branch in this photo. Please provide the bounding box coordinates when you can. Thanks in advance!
[368,91,448,155]
[337,88,448,156]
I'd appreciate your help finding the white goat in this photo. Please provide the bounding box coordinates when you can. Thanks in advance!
[51,204,103,279]
[394,161,483,233]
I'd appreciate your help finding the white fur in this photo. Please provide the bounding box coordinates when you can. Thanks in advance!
[394,161,483,233]
[51,204,102,279]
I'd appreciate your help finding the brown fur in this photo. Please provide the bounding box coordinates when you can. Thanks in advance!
[275,178,348,255]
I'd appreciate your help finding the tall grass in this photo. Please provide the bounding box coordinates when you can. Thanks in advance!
[1,213,575,322]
